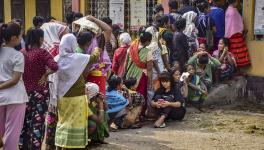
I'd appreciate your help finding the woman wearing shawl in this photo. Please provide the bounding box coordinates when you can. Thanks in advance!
[112,32,132,78]
[55,34,102,149]
[182,11,199,57]
[41,22,68,57]
[125,28,152,118]
[41,22,69,150]
[225,0,251,67]
[72,16,112,95]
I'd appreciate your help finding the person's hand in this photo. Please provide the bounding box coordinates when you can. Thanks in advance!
[160,101,171,108]
[38,74,48,87]
[95,93,105,104]
[197,51,207,57]
[86,15,96,22]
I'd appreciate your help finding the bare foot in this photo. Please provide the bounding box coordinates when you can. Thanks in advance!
[154,115,166,128]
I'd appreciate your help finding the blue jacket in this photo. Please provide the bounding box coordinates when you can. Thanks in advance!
[106,90,129,113]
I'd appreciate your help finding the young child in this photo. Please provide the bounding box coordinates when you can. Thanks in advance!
[85,82,109,144]
[123,77,145,128]
[185,64,208,109]
[213,38,236,82]
[171,68,188,99]
[0,23,28,150]
[151,71,186,128]
[106,75,129,130]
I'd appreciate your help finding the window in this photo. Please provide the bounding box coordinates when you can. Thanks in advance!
[36,0,51,19]
[86,0,109,18]
[0,0,3,22]
[11,0,25,27]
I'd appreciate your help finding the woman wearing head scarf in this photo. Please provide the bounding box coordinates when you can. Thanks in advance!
[41,22,69,150]
[85,82,109,144]
[112,32,132,78]
[54,34,102,149]
[73,16,112,96]
[182,11,199,57]
[225,0,250,67]
[41,22,68,57]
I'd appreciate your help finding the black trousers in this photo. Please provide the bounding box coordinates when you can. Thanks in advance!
[158,106,186,121]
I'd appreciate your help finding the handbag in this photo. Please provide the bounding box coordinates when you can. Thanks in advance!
[206,17,214,51]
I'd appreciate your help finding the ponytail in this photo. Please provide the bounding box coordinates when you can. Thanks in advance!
[25,28,44,50]
[0,23,21,46]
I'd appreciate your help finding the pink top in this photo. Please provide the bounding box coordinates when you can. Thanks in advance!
[21,48,58,92]
[225,5,244,38]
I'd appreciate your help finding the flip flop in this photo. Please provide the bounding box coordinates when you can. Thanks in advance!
[154,122,166,128]
[159,123,166,128]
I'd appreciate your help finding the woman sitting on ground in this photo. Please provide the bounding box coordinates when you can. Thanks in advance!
[213,38,236,83]
[123,77,145,128]
[151,71,186,128]
[85,82,109,144]
[187,51,221,89]
[106,75,129,130]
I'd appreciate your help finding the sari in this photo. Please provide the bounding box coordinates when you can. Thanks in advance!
[125,40,150,98]
[73,17,112,95]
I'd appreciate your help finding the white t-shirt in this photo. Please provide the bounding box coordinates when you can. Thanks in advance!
[0,47,28,105]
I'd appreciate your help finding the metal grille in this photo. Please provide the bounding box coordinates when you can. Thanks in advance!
[86,0,156,30]
[86,0,109,19]
[146,0,158,26]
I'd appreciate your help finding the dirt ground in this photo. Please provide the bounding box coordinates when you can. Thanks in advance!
[91,104,264,150]
[1,104,264,150]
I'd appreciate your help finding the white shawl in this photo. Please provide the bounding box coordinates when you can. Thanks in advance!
[56,34,90,99]
[182,11,198,37]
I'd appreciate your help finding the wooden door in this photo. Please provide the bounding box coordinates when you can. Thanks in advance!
[36,0,51,19]
[11,0,25,26]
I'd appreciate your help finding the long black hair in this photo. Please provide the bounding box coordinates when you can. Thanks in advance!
[25,28,44,50]
[157,71,174,93]
[0,23,21,46]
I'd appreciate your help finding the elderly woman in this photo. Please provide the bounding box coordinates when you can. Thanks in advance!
[112,32,132,78]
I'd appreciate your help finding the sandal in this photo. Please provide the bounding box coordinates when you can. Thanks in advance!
[155,123,166,128]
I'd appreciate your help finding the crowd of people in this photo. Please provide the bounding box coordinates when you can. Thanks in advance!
[0,0,251,149]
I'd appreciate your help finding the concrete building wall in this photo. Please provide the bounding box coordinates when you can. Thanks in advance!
[243,0,264,77]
